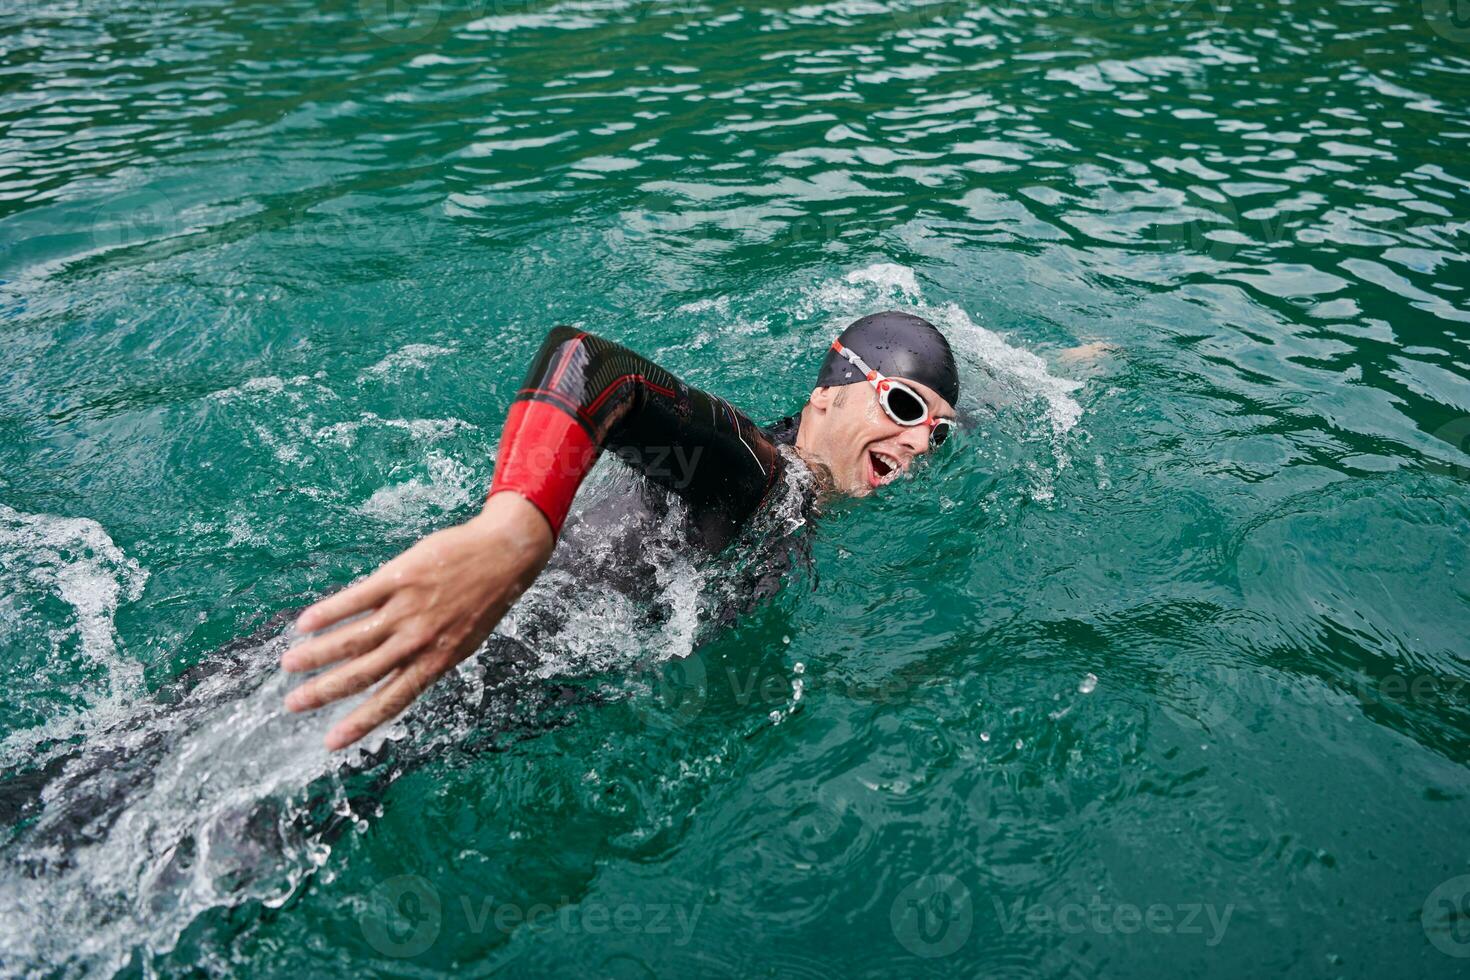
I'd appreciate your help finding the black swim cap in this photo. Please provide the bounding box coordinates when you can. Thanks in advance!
[816,311,960,407]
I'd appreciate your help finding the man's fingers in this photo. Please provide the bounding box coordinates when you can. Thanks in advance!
[325,654,453,751]
[281,610,395,673]
[283,628,429,713]
[295,573,400,634]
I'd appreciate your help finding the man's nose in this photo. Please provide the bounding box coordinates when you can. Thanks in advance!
[895,424,930,458]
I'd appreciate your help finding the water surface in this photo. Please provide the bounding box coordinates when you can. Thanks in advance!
[1,0,1469,976]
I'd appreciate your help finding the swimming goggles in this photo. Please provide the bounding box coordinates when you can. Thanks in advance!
[830,340,955,448]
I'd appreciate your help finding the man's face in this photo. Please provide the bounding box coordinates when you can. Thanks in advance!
[796,378,957,496]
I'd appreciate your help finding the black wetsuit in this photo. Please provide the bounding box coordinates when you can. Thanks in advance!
[490,326,806,552]
[3,314,967,972]
[1,330,818,854]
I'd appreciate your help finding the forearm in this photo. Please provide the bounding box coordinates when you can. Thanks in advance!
[470,491,555,564]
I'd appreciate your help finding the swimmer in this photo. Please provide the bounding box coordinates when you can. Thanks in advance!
[281,311,962,749]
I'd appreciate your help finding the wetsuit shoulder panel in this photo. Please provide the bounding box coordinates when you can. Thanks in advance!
[489,326,783,539]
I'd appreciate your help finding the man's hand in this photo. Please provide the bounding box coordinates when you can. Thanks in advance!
[281,492,554,750]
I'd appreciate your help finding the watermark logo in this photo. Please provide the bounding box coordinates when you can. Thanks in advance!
[890,874,974,958]
[1424,0,1470,44]
[360,874,442,958]
[886,0,1229,33]
[1157,661,1248,735]
[357,879,704,956]
[782,790,863,864]
[1423,874,1470,957]
[358,0,442,42]
[89,189,178,252]
[606,190,720,251]
[1429,416,1470,480]
[992,896,1235,945]
[1148,197,1469,267]
[631,653,708,729]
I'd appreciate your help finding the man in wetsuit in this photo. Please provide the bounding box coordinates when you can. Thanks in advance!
[280,311,961,749]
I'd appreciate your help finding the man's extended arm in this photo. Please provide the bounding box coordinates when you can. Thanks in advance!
[280,327,781,749]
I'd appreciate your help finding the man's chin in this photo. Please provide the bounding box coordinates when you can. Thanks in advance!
[843,470,875,498]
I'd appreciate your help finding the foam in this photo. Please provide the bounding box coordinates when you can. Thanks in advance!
[0,504,147,765]
[0,632,370,977]
[354,452,481,525]
[358,344,456,380]
[313,413,472,448]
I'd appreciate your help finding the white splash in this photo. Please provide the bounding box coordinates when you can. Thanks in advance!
[0,504,146,673]
[0,633,373,978]
[844,262,922,298]
[675,296,731,316]
[930,301,1083,437]
[313,413,472,448]
[358,344,456,380]
[354,452,482,526]
[0,504,148,765]
[802,262,923,311]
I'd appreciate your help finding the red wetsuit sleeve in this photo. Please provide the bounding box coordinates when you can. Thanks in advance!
[487,326,782,540]
[488,399,598,536]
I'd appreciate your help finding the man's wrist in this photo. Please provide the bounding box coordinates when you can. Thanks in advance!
[475,491,556,560]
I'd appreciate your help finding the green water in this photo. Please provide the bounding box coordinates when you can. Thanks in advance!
[2,0,1470,975]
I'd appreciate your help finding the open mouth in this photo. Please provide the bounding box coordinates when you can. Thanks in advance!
[867,450,901,487]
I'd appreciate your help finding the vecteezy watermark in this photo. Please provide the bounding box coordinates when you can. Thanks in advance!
[1159,660,1470,735]
[992,896,1235,947]
[361,875,442,958]
[1147,198,1470,266]
[889,875,1236,957]
[1429,416,1470,481]
[1089,0,1227,20]
[630,652,708,729]
[625,654,1001,730]
[605,189,913,268]
[628,659,959,731]
[491,443,708,487]
[1423,874,1470,957]
[1424,0,1470,44]
[359,875,705,957]
[880,0,1228,34]
[358,0,442,42]
[890,875,974,958]
[631,655,1084,735]
[85,190,436,260]
[356,0,679,42]
[608,445,704,489]
[89,188,179,252]
[724,662,955,712]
